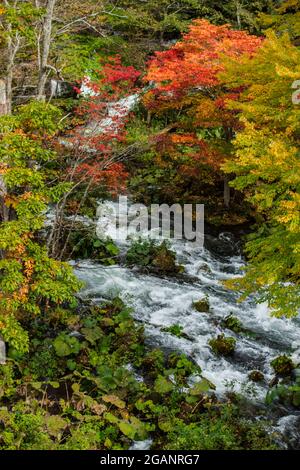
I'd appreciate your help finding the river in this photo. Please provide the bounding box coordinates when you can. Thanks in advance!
[70,199,300,449]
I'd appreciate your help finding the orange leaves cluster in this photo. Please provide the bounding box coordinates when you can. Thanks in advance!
[144,20,263,110]
[143,20,263,174]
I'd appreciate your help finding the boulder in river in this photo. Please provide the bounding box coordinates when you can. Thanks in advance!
[271,355,295,377]
[193,297,210,313]
[209,334,236,357]
[248,370,264,382]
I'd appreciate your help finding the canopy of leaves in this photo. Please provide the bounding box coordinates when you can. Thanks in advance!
[221,32,300,317]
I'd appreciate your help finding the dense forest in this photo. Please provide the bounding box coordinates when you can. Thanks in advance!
[0,0,300,452]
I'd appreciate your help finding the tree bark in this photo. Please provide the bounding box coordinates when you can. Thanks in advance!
[37,0,56,100]
[3,3,21,114]
[0,80,10,236]
[235,0,242,30]
[224,175,231,208]
[0,79,7,116]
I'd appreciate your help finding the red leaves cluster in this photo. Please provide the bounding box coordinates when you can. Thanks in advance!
[145,20,263,106]
[69,56,141,193]
[98,55,141,97]
[143,19,263,172]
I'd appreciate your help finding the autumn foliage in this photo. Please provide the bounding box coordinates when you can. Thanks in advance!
[70,56,141,193]
[143,20,263,172]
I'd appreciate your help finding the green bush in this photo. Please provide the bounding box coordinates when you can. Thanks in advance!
[222,314,243,333]
[65,223,119,264]
[162,324,189,339]
[162,405,277,450]
[248,370,264,382]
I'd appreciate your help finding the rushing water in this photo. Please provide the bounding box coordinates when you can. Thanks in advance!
[71,199,300,449]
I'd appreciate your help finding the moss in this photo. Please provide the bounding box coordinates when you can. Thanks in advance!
[152,242,179,273]
[248,370,264,382]
[126,239,182,274]
[209,334,236,356]
[193,297,210,313]
[222,314,243,334]
[271,355,295,377]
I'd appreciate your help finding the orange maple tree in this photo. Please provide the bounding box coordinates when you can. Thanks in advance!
[143,20,263,205]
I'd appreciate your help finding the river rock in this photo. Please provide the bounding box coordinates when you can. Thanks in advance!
[193,297,210,313]
[248,370,264,382]
[204,232,240,258]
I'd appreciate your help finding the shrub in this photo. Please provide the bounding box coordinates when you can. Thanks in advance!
[222,314,243,333]
[248,370,264,382]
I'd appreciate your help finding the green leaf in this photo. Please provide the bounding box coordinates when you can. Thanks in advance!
[190,378,216,395]
[154,375,173,394]
[104,412,119,424]
[118,421,136,440]
[102,394,126,409]
[31,381,42,390]
[71,383,80,394]
[81,326,103,344]
[49,381,60,389]
[45,415,68,437]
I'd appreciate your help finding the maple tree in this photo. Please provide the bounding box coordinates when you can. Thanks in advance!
[0,101,82,352]
[47,56,141,258]
[142,19,262,208]
[221,31,300,317]
[72,56,140,187]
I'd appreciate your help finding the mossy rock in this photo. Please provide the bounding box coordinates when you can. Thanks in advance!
[222,314,243,333]
[197,263,212,274]
[151,243,180,273]
[193,297,210,313]
[271,355,295,377]
[209,334,236,356]
[126,239,181,274]
[248,370,264,382]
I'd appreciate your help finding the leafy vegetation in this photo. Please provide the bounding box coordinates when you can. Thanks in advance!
[0,297,277,449]
[193,297,210,313]
[271,355,295,377]
[221,32,300,317]
[0,0,299,452]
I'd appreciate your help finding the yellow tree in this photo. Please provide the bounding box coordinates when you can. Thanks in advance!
[259,0,300,45]
[221,32,300,317]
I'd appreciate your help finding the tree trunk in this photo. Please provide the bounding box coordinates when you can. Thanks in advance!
[0,79,8,360]
[37,0,56,100]
[224,175,231,208]
[235,1,242,30]
[5,25,18,114]
[0,80,10,245]
[0,79,7,116]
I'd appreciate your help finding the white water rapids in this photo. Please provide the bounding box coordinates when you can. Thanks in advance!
[70,199,300,449]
